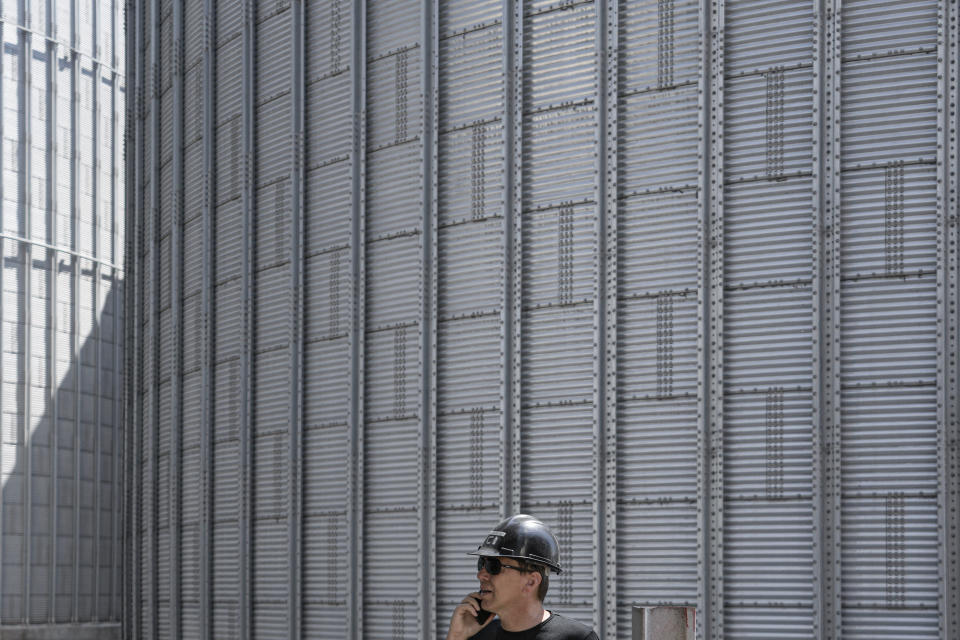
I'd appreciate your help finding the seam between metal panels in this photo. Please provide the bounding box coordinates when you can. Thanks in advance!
[695,0,709,628]
[170,0,185,632]
[200,0,215,633]
[697,0,725,638]
[113,265,121,623]
[708,1,725,637]
[951,0,960,633]
[347,1,366,636]
[110,0,122,618]
[939,1,960,637]
[126,0,143,631]
[149,0,161,631]
[71,0,81,621]
[593,1,618,637]
[811,1,843,638]
[239,0,256,635]
[112,251,122,629]
[94,240,104,624]
[134,0,144,631]
[93,0,103,612]
[92,0,104,618]
[420,0,439,636]
[500,0,523,518]
[46,0,59,618]
[811,1,826,637]
[72,44,81,629]
[289,0,305,636]
[20,6,32,622]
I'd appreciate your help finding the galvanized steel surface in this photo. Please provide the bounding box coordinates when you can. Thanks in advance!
[127,0,960,639]
[1,0,126,628]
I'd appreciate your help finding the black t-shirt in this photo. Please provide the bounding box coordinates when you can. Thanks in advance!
[469,612,598,640]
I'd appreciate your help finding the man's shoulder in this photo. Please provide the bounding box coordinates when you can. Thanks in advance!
[542,613,599,640]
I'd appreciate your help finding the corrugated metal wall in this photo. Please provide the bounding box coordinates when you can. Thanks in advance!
[127,0,960,638]
[1,0,126,628]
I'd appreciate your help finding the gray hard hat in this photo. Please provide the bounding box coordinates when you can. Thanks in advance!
[468,514,562,574]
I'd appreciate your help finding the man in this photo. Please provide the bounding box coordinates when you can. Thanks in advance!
[445,514,599,640]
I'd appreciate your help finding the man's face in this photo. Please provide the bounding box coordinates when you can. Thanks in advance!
[476,556,535,614]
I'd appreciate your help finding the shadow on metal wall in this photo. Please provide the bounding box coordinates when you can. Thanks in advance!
[1,255,122,639]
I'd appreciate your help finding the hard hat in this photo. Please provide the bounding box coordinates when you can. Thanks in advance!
[468,513,562,574]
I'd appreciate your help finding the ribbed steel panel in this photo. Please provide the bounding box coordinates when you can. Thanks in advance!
[363,508,418,619]
[436,409,501,508]
[303,424,348,514]
[436,220,502,318]
[439,0,500,37]
[525,3,594,108]
[841,609,940,640]
[720,1,818,635]
[723,68,812,182]
[436,317,500,414]
[522,105,594,210]
[618,294,697,399]
[618,0,699,94]
[840,278,938,384]
[438,24,501,131]
[841,54,938,169]
[617,501,697,603]
[129,1,960,638]
[523,206,593,305]
[366,52,422,152]
[724,0,812,73]
[303,337,349,426]
[724,500,814,602]
[722,607,814,640]
[521,306,593,405]
[300,84,353,640]
[437,125,503,227]
[365,235,419,329]
[365,144,421,239]
[840,164,938,278]
[723,287,813,391]
[841,0,937,58]
[841,386,938,494]
[618,399,697,499]
[254,102,292,192]
[618,86,699,194]
[367,0,419,58]
[723,178,813,285]
[841,496,939,604]
[618,192,698,295]
[723,391,813,497]
[304,163,351,252]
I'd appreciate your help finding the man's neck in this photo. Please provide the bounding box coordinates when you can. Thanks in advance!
[498,603,550,632]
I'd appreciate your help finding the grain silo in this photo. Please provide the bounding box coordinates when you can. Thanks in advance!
[127,0,960,638]
[1,0,126,636]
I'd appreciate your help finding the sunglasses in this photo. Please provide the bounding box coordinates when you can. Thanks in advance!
[476,557,536,575]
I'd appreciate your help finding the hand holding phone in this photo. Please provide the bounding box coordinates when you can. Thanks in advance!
[445,591,494,640]
[475,604,490,625]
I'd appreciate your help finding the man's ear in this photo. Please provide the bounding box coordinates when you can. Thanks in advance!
[525,570,542,593]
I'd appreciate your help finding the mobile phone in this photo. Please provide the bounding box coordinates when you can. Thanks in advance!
[476,605,491,625]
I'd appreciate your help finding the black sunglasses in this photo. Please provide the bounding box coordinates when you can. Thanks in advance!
[477,557,535,575]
